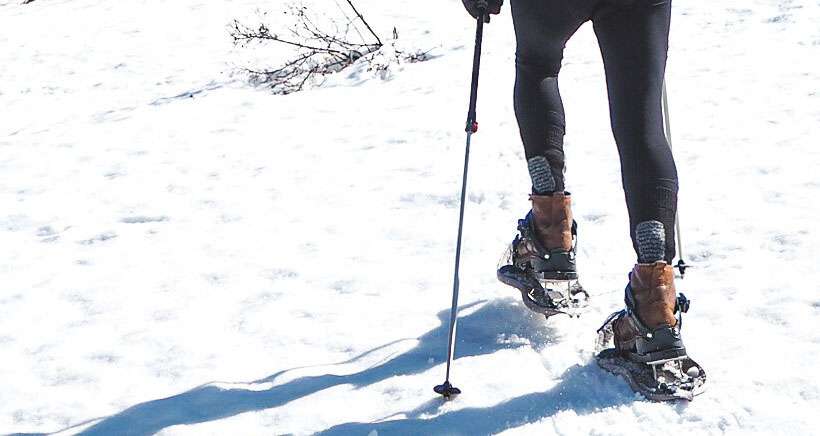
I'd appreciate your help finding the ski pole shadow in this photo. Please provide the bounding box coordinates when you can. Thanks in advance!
[317,362,636,435]
[71,298,554,436]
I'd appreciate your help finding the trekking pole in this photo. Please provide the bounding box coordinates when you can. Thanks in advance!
[433,4,487,400]
[662,80,690,277]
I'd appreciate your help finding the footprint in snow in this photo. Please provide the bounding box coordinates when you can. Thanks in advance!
[267,269,298,280]
[120,215,169,224]
[37,226,60,243]
[104,171,126,180]
[79,232,118,245]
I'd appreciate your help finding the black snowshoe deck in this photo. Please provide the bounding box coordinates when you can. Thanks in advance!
[596,348,706,401]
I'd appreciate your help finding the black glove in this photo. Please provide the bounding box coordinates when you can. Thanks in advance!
[462,0,503,23]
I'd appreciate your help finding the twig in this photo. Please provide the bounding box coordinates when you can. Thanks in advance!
[236,31,349,57]
[344,0,382,46]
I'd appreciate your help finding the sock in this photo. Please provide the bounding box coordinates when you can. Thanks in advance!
[528,156,555,195]
[636,220,665,263]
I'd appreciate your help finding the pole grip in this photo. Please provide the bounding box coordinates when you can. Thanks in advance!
[465,12,485,132]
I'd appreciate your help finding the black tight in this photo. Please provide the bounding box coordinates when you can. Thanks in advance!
[511,0,678,263]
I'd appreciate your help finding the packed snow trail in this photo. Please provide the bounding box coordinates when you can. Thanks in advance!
[1,0,819,435]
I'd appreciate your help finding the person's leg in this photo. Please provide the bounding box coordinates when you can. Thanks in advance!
[593,0,678,264]
[499,0,596,302]
[593,1,686,361]
[511,0,589,194]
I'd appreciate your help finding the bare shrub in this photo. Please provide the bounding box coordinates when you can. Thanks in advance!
[231,1,431,94]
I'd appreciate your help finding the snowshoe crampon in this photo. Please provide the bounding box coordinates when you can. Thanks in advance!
[497,245,589,319]
[596,349,706,401]
[595,312,706,401]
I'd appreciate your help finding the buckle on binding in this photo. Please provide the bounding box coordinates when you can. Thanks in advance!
[676,293,690,314]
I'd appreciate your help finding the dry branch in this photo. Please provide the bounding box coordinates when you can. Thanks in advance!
[231,2,430,94]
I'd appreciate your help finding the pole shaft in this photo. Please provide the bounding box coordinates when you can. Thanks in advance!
[442,14,485,385]
[662,80,685,261]
[444,131,473,381]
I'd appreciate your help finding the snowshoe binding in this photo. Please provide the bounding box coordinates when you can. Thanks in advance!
[497,193,588,319]
[595,262,706,401]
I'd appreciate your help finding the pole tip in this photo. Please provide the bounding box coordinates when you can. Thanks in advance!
[434,381,462,399]
[675,259,690,278]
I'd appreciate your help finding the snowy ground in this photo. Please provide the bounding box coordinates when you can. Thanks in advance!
[1,0,819,435]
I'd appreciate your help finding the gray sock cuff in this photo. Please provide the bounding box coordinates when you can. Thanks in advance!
[636,220,665,263]
[527,156,555,194]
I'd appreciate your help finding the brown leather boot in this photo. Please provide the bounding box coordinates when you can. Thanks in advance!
[612,261,687,362]
[498,192,586,314]
[529,193,573,251]
[508,193,577,279]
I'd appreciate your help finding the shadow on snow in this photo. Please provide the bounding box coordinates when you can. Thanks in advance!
[33,298,633,436]
[318,362,634,435]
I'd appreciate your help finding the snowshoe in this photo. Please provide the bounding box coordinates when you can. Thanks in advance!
[595,265,706,401]
[497,209,588,319]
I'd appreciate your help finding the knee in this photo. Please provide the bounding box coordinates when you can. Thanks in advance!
[612,126,672,163]
[515,50,563,79]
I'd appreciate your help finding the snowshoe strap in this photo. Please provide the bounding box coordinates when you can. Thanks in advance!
[675,292,689,330]
[597,309,625,334]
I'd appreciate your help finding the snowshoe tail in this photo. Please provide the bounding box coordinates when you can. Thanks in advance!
[596,348,706,401]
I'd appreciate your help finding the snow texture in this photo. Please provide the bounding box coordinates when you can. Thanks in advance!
[1,0,819,435]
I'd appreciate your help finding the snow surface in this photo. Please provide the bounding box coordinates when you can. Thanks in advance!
[1,0,819,435]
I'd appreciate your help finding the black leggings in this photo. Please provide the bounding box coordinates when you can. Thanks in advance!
[512,0,678,263]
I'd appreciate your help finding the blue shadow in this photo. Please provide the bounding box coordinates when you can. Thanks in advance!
[72,299,562,436]
[318,362,635,435]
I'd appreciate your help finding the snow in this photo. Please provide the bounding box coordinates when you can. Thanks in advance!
[1,0,819,434]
